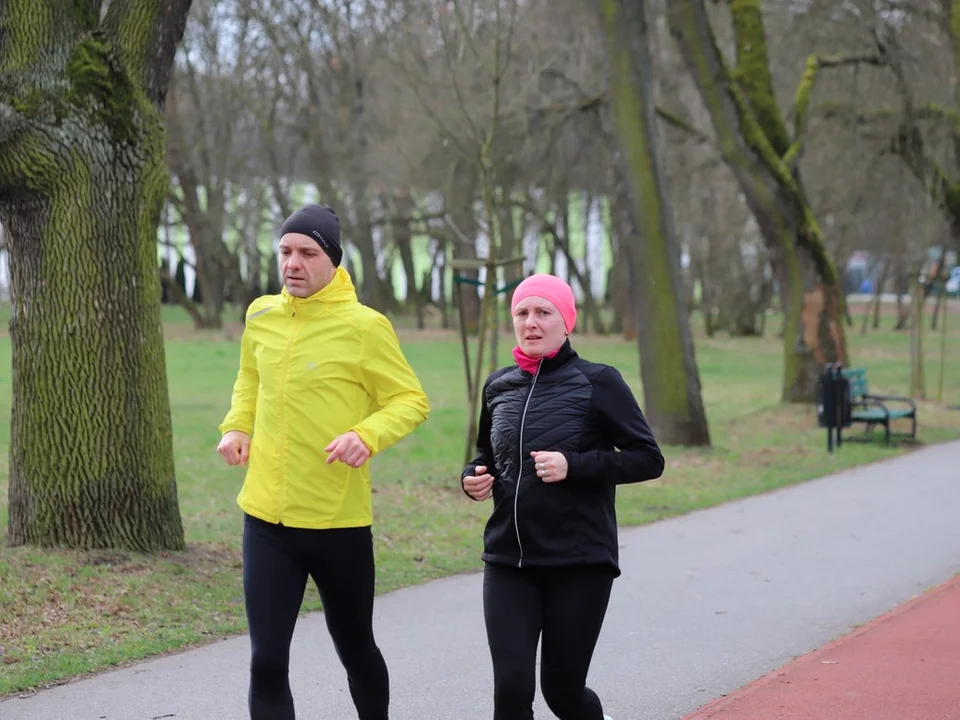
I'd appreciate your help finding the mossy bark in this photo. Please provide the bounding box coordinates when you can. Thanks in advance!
[668,0,848,403]
[0,0,190,550]
[600,0,711,447]
[729,0,791,156]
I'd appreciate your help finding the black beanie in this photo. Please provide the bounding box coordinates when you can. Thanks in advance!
[279,204,343,267]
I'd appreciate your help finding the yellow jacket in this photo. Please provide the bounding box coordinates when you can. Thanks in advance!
[218,268,429,528]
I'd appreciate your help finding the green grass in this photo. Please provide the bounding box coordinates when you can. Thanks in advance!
[1,302,959,694]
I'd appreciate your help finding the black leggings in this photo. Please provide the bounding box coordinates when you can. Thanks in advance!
[242,514,388,720]
[483,562,615,720]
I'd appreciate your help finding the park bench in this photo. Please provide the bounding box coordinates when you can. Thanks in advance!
[841,367,917,445]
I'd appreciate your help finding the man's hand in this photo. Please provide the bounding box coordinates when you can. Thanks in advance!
[463,465,495,501]
[217,431,251,466]
[530,450,568,483]
[325,431,372,468]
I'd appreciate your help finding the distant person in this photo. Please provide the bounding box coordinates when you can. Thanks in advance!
[217,203,430,720]
[461,273,664,720]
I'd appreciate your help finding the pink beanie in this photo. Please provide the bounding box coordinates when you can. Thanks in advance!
[510,274,578,333]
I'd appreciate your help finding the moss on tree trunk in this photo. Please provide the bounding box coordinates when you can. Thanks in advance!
[668,0,848,403]
[0,0,191,550]
[600,0,711,447]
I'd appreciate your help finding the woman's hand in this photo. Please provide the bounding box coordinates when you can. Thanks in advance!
[530,451,568,483]
[463,465,495,500]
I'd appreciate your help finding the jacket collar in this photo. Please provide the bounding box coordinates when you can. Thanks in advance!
[519,338,577,376]
[280,267,358,315]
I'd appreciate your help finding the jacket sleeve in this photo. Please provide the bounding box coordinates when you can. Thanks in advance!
[563,366,664,485]
[461,376,496,500]
[218,325,259,436]
[351,314,430,455]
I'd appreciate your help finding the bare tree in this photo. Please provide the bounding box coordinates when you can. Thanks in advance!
[166,0,261,328]
[667,0,856,404]
[389,0,531,458]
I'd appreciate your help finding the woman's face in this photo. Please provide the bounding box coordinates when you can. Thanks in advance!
[513,295,567,357]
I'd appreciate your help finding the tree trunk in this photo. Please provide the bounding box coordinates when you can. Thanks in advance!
[0,0,189,550]
[349,186,385,311]
[161,268,206,328]
[580,194,600,330]
[175,171,228,329]
[667,0,848,403]
[861,256,889,335]
[910,280,926,399]
[544,221,606,334]
[498,195,523,333]
[448,159,480,334]
[600,0,711,447]
[391,191,425,329]
[931,290,944,332]
[894,264,909,330]
[166,76,231,330]
[235,185,267,318]
[609,189,635,340]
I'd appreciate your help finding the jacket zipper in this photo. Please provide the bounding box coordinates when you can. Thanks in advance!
[514,359,542,568]
[277,302,299,524]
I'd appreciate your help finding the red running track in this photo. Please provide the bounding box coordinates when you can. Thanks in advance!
[682,575,960,720]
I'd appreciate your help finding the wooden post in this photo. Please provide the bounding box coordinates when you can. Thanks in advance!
[937,289,948,403]
[451,256,526,463]
[909,279,926,400]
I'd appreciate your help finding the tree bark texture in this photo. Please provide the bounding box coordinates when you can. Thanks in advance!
[0,0,189,550]
[667,0,849,403]
[599,0,711,447]
[391,190,426,329]
[609,177,635,340]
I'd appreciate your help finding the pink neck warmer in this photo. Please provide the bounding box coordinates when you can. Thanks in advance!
[512,345,560,374]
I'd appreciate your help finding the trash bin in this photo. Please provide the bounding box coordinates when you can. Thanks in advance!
[817,363,850,452]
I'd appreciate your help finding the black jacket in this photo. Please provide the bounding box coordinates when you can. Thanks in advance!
[461,340,664,576]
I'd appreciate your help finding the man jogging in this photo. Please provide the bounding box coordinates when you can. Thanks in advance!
[217,203,430,720]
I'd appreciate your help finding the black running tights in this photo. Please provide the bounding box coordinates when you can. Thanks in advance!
[242,514,388,720]
[482,562,614,720]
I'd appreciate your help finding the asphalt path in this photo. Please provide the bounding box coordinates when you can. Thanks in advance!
[3,440,958,720]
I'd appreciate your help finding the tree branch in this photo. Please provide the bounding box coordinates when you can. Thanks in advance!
[159,267,205,327]
[785,53,883,166]
[655,106,713,145]
[668,0,788,202]
[727,0,791,157]
[101,0,193,108]
[818,102,897,124]
[892,123,960,226]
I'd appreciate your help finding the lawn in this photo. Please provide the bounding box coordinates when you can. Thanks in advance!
[1,302,958,695]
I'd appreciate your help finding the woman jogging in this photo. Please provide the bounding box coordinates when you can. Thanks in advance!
[461,273,665,720]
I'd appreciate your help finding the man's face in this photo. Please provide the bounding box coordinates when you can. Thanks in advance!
[279,233,336,298]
